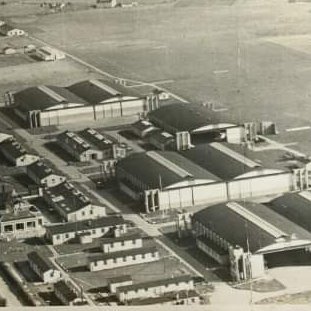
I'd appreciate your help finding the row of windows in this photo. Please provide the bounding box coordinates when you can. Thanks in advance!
[198,223,229,251]
[107,239,138,247]
[3,221,37,232]
[93,252,158,265]
[124,282,190,294]
[55,227,109,240]
[81,209,93,217]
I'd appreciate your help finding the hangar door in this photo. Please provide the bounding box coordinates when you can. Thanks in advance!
[264,248,311,268]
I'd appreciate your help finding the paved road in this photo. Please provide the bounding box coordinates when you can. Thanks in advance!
[12,122,206,284]
[51,258,95,306]
[15,128,90,183]
[0,274,22,306]
[0,26,300,307]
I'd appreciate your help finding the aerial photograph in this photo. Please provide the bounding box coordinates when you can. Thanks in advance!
[0,0,311,309]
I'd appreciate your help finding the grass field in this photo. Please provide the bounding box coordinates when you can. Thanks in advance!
[57,239,191,291]
[256,290,311,304]
[1,0,310,140]
[67,256,189,291]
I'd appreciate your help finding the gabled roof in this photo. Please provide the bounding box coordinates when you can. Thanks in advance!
[46,216,126,235]
[58,131,92,154]
[14,85,87,112]
[44,182,91,215]
[131,120,157,132]
[0,139,27,159]
[269,191,311,232]
[54,280,77,301]
[147,130,175,145]
[67,79,141,105]
[78,128,114,151]
[181,142,266,180]
[27,251,55,273]
[27,161,57,180]
[148,103,236,134]
[1,211,39,222]
[193,201,311,254]
[116,151,221,189]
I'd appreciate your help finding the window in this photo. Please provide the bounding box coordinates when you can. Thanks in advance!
[92,230,96,234]
[16,223,25,231]
[38,219,43,225]
[82,211,85,216]
[4,225,13,232]
[56,235,60,240]
[65,233,69,238]
[27,221,35,228]
[101,228,105,233]
[90,210,93,215]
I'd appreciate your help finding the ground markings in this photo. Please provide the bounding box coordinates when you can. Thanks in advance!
[286,126,311,132]
[27,34,189,104]
[255,135,307,158]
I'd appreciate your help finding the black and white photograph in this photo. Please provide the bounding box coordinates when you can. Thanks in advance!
[0,0,311,309]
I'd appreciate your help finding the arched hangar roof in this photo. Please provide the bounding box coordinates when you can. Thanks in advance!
[116,151,221,190]
[193,201,311,254]
[181,142,284,180]
[269,191,311,233]
[14,85,87,113]
[148,103,237,134]
[67,79,141,105]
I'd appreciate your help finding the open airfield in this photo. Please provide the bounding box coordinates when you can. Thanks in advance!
[3,0,311,135]
[3,1,311,307]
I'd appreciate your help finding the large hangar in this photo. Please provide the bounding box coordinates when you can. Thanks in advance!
[192,201,311,281]
[13,85,88,127]
[116,144,300,212]
[147,103,250,146]
[116,151,227,212]
[10,80,159,128]
[67,79,157,118]
[181,142,294,200]
[268,191,311,232]
[148,103,236,134]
